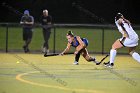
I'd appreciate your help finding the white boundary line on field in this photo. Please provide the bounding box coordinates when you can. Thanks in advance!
[16,71,102,93]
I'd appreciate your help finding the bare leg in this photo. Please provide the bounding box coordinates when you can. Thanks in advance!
[110,39,123,64]
[81,48,98,65]
[104,39,123,67]
[129,47,140,63]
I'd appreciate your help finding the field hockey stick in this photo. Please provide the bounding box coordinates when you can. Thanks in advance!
[96,54,109,65]
[44,53,73,57]
[44,53,59,57]
[100,54,109,63]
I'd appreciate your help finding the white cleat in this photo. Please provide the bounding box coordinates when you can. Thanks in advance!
[73,61,79,65]
[104,62,114,68]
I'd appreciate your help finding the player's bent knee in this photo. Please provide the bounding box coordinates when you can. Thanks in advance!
[112,45,117,50]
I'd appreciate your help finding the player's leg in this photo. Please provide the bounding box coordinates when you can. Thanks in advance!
[73,45,83,65]
[73,52,81,65]
[81,48,99,65]
[129,47,140,63]
[104,39,123,67]
[123,37,140,63]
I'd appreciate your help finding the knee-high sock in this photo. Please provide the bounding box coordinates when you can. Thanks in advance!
[110,49,117,64]
[75,53,80,62]
[132,52,140,63]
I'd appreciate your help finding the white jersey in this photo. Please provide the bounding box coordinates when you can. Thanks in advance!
[115,19,139,40]
[115,19,139,47]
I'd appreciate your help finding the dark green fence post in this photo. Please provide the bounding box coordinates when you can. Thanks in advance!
[6,23,8,53]
[102,28,104,54]
[53,26,56,53]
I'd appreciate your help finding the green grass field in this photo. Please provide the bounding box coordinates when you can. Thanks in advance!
[0,26,140,53]
[0,53,140,93]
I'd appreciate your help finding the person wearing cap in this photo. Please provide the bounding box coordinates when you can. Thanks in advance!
[40,9,52,56]
[20,10,34,53]
[60,30,100,65]
[104,13,140,68]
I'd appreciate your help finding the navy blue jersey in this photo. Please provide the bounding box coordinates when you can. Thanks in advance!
[71,36,88,47]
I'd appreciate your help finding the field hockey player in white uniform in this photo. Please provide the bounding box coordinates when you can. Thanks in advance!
[104,13,140,68]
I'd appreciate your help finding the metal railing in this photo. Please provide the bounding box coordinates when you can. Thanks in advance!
[0,23,140,54]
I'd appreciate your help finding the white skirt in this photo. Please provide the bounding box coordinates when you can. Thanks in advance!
[119,37,139,47]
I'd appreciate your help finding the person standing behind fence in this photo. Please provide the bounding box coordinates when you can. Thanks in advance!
[20,10,34,53]
[41,9,52,56]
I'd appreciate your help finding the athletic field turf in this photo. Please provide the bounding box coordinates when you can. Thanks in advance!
[0,53,140,93]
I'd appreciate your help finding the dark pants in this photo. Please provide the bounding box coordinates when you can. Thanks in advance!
[22,28,33,52]
[43,28,51,49]
[23,28,33,47]
[23,28,33,41]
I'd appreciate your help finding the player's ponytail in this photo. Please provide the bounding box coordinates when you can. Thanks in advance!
[67,30,74,37]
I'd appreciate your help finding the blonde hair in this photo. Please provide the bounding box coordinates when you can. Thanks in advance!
[67,30,74,37]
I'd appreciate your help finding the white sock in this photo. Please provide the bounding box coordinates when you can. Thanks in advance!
[132,52,140,63]
[110,49,117,64]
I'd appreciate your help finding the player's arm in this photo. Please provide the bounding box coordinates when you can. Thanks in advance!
[118,18,129,38]
[74,36,85,54]
[60,43,71,55]
[123,18,131,24]
[121,16,131,24]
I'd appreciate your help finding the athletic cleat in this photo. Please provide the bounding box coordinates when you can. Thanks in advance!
[73,61,79,65]
[104,62,114,68]
[92,57,96,61]
[107,63,114,68]
[91,57,101,65]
